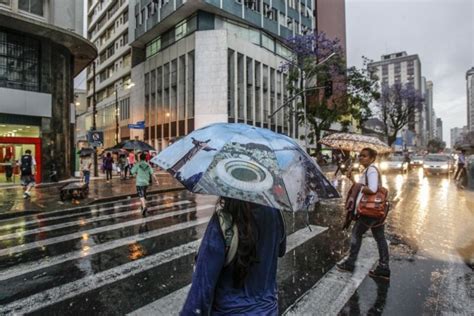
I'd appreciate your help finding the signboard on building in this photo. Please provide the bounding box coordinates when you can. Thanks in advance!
[128,121,145,129]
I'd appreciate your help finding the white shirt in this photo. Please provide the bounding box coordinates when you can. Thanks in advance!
[355,165,379,212]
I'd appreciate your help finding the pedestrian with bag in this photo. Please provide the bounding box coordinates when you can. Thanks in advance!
[80,155,92,185]
[181,197,286,315]
[18,149,36,199]
[103,152,114,183]
[454,149,466,181]
[337,147,391,280]
[130,152,158,216]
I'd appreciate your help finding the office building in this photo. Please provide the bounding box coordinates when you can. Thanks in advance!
[0,0,96,183]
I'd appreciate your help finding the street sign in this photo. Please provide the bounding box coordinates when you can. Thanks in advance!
[128,123,145,129]
[87,130,104,147]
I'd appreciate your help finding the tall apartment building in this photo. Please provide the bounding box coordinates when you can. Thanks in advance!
[368,52,426,148]
[435,118,443,142]
[467,67,474,132]
[129,0,318,151]
[425,80,434,139]
[0,0,96,183]
[450,126,468,148]
[83,0,132,147]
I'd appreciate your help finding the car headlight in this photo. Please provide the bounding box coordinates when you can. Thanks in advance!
[397,163,402,168]
[441,165,449,169]
[423,163,427,168]
[353,163,359,168]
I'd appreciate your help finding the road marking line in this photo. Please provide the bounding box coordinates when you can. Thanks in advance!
[283,238,379,316]
[127,225,328,316]
[0,194,186,230]
[0,212,212,282]
[0,200,193,241]
[0,204,214,257]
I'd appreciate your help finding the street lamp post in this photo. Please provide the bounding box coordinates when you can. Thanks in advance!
[114,82,135,145]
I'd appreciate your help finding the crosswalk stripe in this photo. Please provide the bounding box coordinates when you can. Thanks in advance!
[0,212,212,282]
[0,225,327,315]
[0,204,214,257]
[0,200,193,241]
[0,194,186,231]
[283,238,379,316]
[128,225,328,316]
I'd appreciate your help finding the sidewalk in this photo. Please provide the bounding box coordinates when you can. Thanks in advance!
[0,171,184,220]
[0,164,337,221]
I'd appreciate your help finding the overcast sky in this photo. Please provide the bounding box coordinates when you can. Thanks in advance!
[346,0,474,146]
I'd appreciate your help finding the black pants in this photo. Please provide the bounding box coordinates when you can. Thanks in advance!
[346,216,389,269]
[454,163,465,180]
[106,169,112,181]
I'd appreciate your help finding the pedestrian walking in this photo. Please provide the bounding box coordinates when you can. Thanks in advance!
[337,147,391,280]
[181,197,286,315]
[454,149,466,180]
[80,155,92,185]
[118,153,129,180]
[3,154,14,182]
[128,151,135,175]
[18,149,36,199]
[130,152,158,216]
[103,152,114,183]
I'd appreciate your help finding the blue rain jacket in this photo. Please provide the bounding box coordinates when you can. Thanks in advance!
[181,205,286,316]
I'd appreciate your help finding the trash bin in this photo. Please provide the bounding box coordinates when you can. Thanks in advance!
[467,155,474,190]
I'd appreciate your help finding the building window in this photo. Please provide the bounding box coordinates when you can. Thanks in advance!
[19,0,44,16]
[228,49,235,119]
[0,29,40,91]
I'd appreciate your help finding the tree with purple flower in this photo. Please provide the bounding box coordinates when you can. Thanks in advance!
[281,33,379,153]
[376,82,424,146]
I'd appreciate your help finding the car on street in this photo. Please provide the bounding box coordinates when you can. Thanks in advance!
[422,154,454,176]
[380,156,409,173]
[410,155,424,167]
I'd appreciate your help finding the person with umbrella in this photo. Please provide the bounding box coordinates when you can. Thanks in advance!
[150,123,340,315]
[79,153,92,185]
[337,147,390,280]
[130,152,158,216]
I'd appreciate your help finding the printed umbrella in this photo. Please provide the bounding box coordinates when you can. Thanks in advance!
[151,123,340,212]
[319,133,392,154]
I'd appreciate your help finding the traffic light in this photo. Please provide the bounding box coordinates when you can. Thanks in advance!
[324,80,333,98]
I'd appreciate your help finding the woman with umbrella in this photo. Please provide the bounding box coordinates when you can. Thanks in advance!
[151,123,339,315]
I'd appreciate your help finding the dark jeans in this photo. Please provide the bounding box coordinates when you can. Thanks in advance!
[454,163,465,180]
[106,169,112,181]
[346,216,389,269]
[82,170,90,185]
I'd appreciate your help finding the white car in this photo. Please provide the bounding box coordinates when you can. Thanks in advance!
[410,155,424,167]
[380,156,409,173]
[422,154,453,175]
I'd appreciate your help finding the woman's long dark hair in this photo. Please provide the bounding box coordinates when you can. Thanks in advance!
[218,197,258,288]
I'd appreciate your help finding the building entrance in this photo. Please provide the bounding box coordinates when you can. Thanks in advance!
[0,125,42,184]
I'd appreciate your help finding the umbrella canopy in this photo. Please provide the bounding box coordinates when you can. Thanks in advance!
[77,147,95,156]
[116,140,155,152]
[151,123,340,212]
[101,146,128,155]
[319,133,392,154]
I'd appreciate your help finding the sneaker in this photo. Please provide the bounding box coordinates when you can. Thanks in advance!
[142,207,148,217]
[336,261,355,273]
[23,192,31,199]
[369,266,391,280]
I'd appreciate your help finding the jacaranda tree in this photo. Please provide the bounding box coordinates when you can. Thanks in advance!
[282,33,379,153]
[377,82,424,146]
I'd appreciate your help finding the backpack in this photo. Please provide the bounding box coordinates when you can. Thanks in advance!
[216,208,238,266]
[21,155,32,175]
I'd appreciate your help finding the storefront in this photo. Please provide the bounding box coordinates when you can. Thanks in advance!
[0,124,41,184]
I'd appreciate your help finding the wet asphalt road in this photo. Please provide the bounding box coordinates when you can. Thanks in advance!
[0,168,472,315]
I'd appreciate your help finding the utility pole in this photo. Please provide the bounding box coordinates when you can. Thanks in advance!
[92,62,98,177]
[115,87,119,144]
